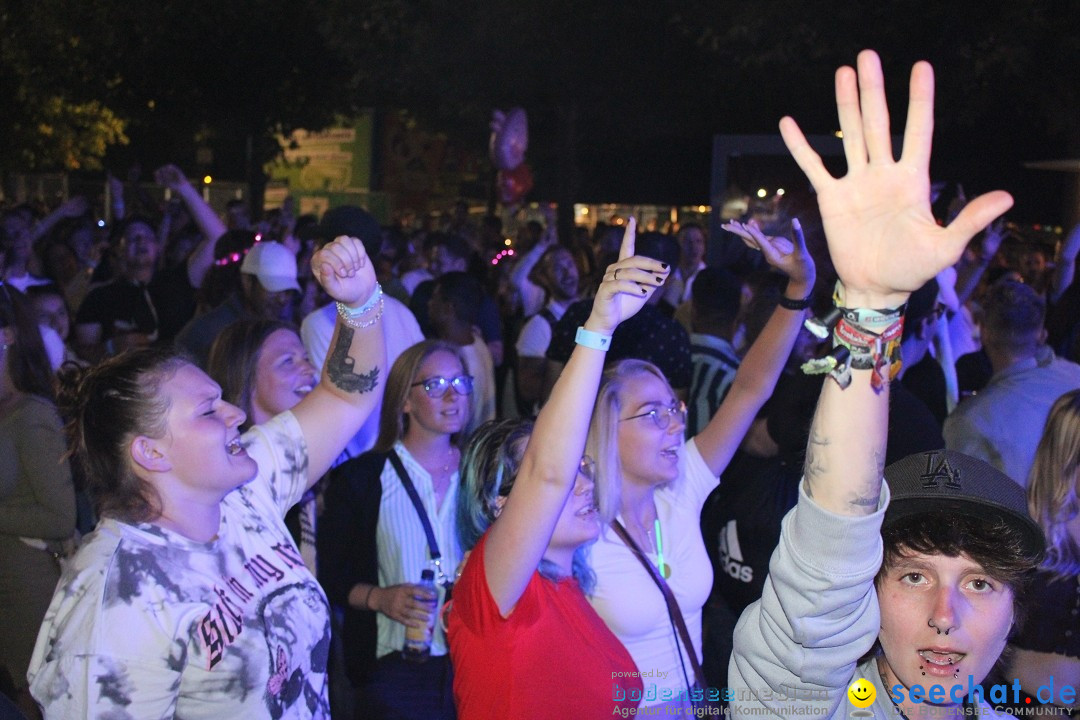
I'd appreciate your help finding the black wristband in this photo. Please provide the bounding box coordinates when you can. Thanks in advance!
[779,294,813,311]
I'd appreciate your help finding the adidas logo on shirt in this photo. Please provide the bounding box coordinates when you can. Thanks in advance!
[718,520,753,583]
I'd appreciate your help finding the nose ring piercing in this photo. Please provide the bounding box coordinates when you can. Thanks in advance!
[928,618,950,636]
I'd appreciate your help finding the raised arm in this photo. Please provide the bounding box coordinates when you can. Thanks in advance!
[954,219,1005,304]
[29,196,89,244]
[484,219,669,615]
[290,236,387,485]
[728,51,1015,716]
[693,218,816,475]
[1051,222,1080,304]
[154,164,228,288]
[784,51,1012,514]
[510,223,554,318]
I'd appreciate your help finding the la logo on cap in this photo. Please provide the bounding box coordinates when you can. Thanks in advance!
[919,451,962,490]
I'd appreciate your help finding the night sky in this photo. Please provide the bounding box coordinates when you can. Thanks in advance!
[7,1,1079,225]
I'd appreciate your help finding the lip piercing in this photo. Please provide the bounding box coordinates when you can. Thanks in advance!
[928,618,950,636]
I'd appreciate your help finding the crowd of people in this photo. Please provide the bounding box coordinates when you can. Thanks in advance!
[1,49,1079,719]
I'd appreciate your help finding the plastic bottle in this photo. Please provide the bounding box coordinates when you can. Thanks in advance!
[402,569,437,662]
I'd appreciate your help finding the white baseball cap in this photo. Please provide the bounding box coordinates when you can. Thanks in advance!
[240,241,301,293]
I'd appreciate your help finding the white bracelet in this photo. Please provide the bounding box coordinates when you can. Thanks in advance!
[575,326,612,351]
[336,284,384,329]
[339,283,383,317]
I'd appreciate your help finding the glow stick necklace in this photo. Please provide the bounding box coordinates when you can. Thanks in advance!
[655,518,671,578]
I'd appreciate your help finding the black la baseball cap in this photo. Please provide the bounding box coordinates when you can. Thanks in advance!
[883,449,1045,560]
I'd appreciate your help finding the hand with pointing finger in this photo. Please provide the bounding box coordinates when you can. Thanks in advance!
[585,217,671,335]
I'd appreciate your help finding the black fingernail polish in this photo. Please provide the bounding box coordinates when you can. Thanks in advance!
[655,276,663,283]
[640,287,647,294]
[661,263,669,270]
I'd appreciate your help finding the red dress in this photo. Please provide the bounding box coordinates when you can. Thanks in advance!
[449,533,644,719]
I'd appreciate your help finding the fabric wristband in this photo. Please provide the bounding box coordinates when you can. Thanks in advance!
[575,326,612,351]
[339,283,383,317]
[802,301,905,391]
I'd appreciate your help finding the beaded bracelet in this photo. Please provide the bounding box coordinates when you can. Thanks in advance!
[336,284,384,329]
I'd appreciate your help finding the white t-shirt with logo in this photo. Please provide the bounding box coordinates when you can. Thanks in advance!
[28,412,331,719]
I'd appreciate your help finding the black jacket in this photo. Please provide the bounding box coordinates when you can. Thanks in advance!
[317,451,388,686]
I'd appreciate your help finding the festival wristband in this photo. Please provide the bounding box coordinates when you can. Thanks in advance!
[802,302,905,391]
[575,326,612,351]
[830,281,906,326]
[340,283,383,316]
[336,284,385,329]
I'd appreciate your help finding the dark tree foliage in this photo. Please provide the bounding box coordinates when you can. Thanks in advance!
[4,0,355,209]
[5,0,1079,222]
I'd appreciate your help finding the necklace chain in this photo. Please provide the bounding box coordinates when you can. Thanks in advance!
[417,445,458,481]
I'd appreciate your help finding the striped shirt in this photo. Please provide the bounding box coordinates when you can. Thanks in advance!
[375,442,462,658]
[688,333,740,437]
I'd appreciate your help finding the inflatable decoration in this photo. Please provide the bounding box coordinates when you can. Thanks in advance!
[497,163,533,207]
[489,108,528,171]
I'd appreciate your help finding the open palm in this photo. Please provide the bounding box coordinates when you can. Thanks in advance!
[780,51,1012,309]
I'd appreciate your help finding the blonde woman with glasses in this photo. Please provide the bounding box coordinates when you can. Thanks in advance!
[586,220,816,713]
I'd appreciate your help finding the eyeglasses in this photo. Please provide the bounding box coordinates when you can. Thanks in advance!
[579,455,596,482]
[621,401,687,430]
[411,374,474,399]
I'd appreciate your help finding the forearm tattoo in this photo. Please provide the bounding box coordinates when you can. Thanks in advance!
[327,326,380,393]
[847,448,886,508]
[804,426,829,497]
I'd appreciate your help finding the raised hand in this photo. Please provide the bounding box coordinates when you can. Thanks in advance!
[311,235,377,307]
[586,217,670,334]
[154,164,190,191]
[980,218,1007,260]
[722,218,816,292]
[946,183,968,224]
[779,50,1013,309]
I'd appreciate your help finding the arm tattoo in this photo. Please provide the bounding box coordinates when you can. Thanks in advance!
[326,326,380,394]
[803,426,829,497]
[848,490,880,508]
[848,448,885,509]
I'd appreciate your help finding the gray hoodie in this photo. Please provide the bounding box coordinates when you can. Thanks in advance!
[728,482,1008,719]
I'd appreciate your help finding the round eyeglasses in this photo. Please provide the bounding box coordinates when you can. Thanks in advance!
[620,401,687,430]
[411,374,474,399]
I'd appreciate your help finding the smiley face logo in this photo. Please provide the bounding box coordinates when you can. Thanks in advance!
[847,678,876,708]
